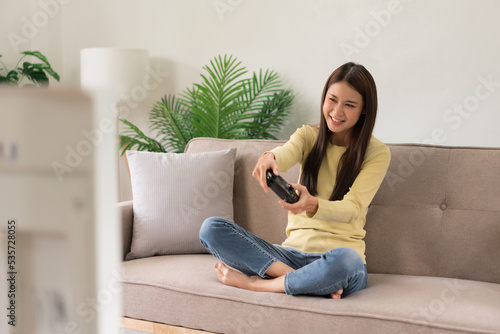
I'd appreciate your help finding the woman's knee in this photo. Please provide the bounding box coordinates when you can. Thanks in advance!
[325,247,364,273]
[199,217,221,243]
[199,216,233,247]
[333,248,367,295]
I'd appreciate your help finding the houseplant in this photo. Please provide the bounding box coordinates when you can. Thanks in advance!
[119,54,294,154]
[0,51,60,87]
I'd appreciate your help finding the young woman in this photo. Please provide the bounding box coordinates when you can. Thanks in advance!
[199,62,391,299]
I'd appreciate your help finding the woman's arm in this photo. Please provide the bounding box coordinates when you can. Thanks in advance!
[311,145,391,223]
[270,125,312,173]
[281,144,391,223]
[253,125,313,192]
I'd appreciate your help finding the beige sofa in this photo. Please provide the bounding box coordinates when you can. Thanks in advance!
[120,138,500,334]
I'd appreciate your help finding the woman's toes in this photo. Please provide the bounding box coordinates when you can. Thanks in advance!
[214,263,226,278]
[331,289,343,299]
[215,262,236,284]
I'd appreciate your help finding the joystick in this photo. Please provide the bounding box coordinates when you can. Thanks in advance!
[265,169,299,203]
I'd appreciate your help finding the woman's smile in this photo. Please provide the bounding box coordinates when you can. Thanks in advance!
[328,114,346,125]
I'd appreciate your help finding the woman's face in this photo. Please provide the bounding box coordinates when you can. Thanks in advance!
[322,81,364,146]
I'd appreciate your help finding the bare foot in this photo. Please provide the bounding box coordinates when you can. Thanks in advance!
[330,289,343,300]
[214,262,256,290]
[214,262,344,298]
[213,262,286,293]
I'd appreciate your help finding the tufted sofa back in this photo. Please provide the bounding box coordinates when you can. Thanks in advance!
[185,139,500,284]
[365,144,500,284]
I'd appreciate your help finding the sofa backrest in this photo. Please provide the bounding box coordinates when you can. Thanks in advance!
[365,144,500,284]
[186,138,296,245]
[185,138,500,284]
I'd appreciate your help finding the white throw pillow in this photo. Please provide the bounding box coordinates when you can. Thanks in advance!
[125,148,236,260]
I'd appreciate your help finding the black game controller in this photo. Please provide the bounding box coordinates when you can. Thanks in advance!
[266,169,300,203]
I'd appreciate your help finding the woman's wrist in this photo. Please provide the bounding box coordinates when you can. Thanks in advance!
[306,196,319,215]
[263,152,275,160]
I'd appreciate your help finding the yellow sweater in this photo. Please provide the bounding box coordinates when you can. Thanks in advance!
[270,125,391,263]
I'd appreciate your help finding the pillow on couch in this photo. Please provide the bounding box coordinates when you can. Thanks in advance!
[125,148,236,260]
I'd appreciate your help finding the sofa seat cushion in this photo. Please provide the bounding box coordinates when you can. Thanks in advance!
[122,255,500,334]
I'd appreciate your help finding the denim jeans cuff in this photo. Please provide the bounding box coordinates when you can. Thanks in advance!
[283,273,293,295]
[258,258,278,278]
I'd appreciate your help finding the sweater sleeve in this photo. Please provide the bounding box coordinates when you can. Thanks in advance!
[309,143,391,223]
[269,125,314,173]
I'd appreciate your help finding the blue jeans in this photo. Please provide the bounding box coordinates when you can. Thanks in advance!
[199,217,368,297]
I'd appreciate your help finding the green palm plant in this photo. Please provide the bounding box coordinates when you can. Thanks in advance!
[119,54,293,154]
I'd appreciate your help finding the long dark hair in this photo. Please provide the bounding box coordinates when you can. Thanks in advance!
[300,62,378,201]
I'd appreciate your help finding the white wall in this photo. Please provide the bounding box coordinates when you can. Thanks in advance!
[2,0,500,200]
[73,0,499,146]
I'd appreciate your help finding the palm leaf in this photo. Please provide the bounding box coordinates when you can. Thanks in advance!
[246,90,294,139]
[118,119,166,156]
[239,69,282,114]
[149,95,193,153]
[181,54,252,139]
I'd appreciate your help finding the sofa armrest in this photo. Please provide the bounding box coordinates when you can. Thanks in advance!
[118,200,134,261]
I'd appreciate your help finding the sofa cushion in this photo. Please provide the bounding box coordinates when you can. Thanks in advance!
[122,254,500,334]
[185,138,299,245]
[365,145,500,284]
[125,148,236,260]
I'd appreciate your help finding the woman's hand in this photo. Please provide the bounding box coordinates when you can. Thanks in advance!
[279,184,318,215]
[252,152,279,192]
